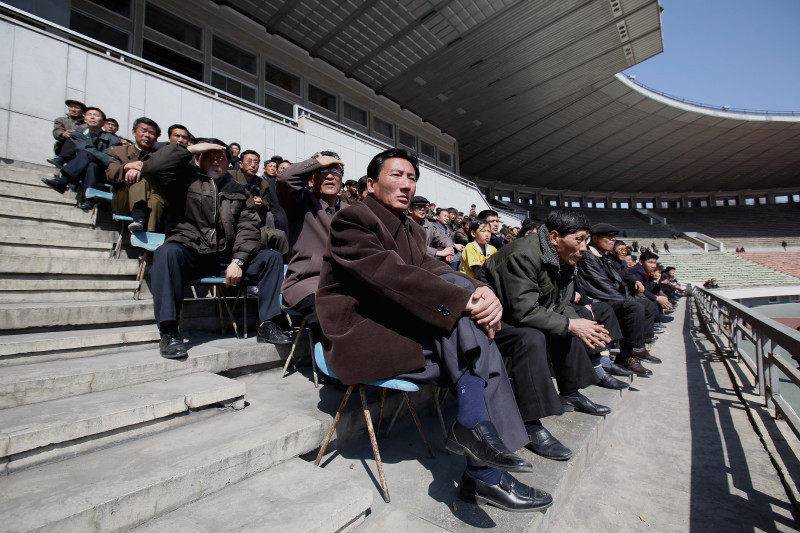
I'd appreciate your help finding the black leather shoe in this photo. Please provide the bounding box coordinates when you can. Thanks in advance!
[559,393,611,416]
[617,357,653,376]
[597,373,629,390]
[159,333,188,359]
[525,426,572,460]
[645,336,658,343]
[634,349,662,364]
[128,218,145,232]
[41,177,67,194]
[257,320,293,345]
[606,363,634,377]
[79,200,93,212]
[460,471,553,512]
[446,421,533,472]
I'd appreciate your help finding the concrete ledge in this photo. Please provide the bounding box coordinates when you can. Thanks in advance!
[0,180,77,205]
[0,197,95,225]
[0,255,139,276]
[132,458,372,533]
[0,324,160,360]
[0,299,154,330]
[0,409,324,532]
[0,372,245,461]
[0,336,284,408]
[0,221,119,243]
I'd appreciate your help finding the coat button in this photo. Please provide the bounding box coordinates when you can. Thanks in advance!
[436,304,444,312]
[442,308,450,317]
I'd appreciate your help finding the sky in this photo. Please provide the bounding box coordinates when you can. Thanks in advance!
[625,0,800,112]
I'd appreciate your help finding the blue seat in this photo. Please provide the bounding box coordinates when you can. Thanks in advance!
[312,342,435,503]
[280,264,317,387]
[111,213,135,258]
[84,187,113,225]
[128,232,249,338]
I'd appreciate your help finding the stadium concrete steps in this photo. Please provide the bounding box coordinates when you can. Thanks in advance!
[0,371,245,473]
[739,251,800,279]
[656,252,800,288]
[0,401,326,532]
[0,299,154,330]
[131,458,373,533]
[0,218,119,244]
[0,179,77,206]
[0,336,283,409]
[0,324,160,365]
[0,196,97,226]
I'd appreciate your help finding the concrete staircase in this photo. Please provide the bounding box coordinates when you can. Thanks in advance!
[0,161,372,532]
[655,252,800,288]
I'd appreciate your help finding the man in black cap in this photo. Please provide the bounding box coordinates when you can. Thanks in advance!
[49,99,86,167]
[408,196,455,260]
[577,222,659,375]
[141,139,291,358]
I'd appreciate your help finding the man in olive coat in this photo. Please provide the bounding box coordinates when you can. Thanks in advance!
[317,148,552,513]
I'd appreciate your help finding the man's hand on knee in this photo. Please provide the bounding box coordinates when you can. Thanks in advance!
[567,318,611,350]
[465,286,503,342]
[225,261,243,286]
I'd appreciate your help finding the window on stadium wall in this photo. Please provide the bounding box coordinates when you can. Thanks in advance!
[399,129,416,151]
[211,72,256,103]
[343,102,368,128]
[265,62,301,96]
[439,150,453,167]
[420,140,436,161]
[86,0,131,17]
[70,10,129,51]
[308,84,337,114]
[142,40,203,81]
[264,92,295,117]
[145,3,202,50]
[374,116,394,140]
[212,37,256,75]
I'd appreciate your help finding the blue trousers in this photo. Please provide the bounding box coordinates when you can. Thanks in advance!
[150,242,283,330]
[61,150,106,190]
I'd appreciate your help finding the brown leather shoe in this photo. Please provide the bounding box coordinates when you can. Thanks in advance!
[617,357,652,376]
[634,349,662,364]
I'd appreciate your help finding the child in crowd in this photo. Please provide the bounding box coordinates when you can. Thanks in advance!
[460,218,497,279]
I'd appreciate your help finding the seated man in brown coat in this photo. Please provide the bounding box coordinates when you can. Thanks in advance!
[106,117,163,231]
[317,148,552,513]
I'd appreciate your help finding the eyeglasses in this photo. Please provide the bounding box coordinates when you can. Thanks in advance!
[320,167,344,176]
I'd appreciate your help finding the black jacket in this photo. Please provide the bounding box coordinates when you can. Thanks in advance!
[577,245,632,302]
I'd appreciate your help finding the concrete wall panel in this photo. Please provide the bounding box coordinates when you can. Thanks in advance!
[66,47,87,95]
[7,112,52,163]
[0,22,15,110]
[85,55,131,126]
[10,25,68,119]
[128,71,147,121]
[179,88,212,138]
[144,77,182,133]
[0,109,9,157]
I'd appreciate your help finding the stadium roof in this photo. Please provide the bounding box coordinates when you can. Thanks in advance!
[218,0,800,194]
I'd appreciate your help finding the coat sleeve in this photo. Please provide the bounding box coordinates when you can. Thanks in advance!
[276,158,319,216]
[577,253,624,301]
[326,208,473,333]
[487,251,570,336]
[53,117,68,141]
[105,146,127,184]
[231,192,262,263]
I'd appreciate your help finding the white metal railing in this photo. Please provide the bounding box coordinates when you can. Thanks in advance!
[694,287,800,441]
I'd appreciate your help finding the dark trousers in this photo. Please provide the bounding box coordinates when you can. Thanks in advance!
[396,273,529,452]
[493,322,564,422]
[151,242,284,330]
[573,302,622,354]
[290,293,322,344]
[635,297,657,338]
[496,321,597,404]
[61,150,106,191]
[601,299,647,349]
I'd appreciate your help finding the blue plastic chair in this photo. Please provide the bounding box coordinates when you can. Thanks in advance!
[112,213,134,258]
[128,232,248,338]
[312,342,434,503]
[280,264,317,386]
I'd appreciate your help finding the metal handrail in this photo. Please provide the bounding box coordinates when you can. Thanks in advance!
[694,287,800,441]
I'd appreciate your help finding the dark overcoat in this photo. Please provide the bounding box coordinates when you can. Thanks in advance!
[316,195,482,385]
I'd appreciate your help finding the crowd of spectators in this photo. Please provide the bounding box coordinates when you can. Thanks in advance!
[38,104,682,516]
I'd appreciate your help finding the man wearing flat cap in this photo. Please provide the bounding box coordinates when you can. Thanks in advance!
[408,195,455,260]
[141,139,291,358]
[577,222,660,375]
[49,99,86,166]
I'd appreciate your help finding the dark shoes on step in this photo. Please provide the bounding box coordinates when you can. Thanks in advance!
[41,177,67,194]
[634,349,662,364]
[160,332,188,359]
[616,357,652,376]
[128,218,145,232]
[446,420,533,472]
[257,320,293,345]
[559,392,611,416]
[460,471,552,512]
[525,426,572,460]
[606,363,634,377]
[597,373,629,390]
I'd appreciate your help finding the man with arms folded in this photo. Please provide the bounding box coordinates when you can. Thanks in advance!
[317,148,552,512]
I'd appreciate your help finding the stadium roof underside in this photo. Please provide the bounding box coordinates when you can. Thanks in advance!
[217,0,800,194]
